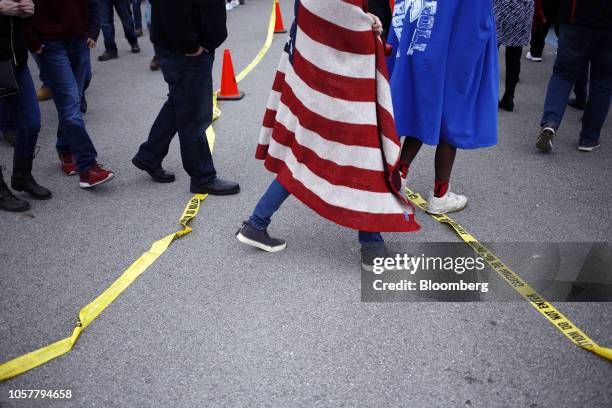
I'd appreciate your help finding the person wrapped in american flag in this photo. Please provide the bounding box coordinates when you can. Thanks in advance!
[236,0,420,270]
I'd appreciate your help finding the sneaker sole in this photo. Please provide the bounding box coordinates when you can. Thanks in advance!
[191,186,240,196]
[577,144,601,152]
[426,201,468,215]
[236,232,286,253]
[79,173,115,189]
[536,133,554,152]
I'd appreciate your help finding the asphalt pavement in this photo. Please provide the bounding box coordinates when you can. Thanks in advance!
[1,1,611,407]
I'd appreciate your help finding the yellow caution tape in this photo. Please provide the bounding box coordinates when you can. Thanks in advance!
[405,188,612,362]
[0,195,207,381]
[0,0,279,382]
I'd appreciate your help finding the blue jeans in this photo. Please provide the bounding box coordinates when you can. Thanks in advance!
[131,0,142,31]
[135,46,217,185]
[541,24,612,144]
[1,65,41,158]
[249,179,385,246]
[39,39,97,172]
[100,0,138,52]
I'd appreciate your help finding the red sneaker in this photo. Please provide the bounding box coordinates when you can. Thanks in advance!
[59,152,77,176]
[79,162,115,188]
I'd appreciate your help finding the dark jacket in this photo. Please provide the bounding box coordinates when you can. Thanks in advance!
[0,16,29,67]
[368,0,392,39]
[560,0,612,30]
[23,0,100,52]
[150,0,227,54]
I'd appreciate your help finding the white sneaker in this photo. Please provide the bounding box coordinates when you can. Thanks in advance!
[426,190,468,215]
[525,52,542,62]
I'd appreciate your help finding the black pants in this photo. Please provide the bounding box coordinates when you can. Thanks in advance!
[530,0,560,58]
[502,46,522,98]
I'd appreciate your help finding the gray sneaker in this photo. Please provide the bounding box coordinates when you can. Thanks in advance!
[536,127,555,152]
[236,222,287,252]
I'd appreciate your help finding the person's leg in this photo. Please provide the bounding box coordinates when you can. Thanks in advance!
[578,31,612,149]
[132,0,142,32]
[0,99,18,146]
[114,0,139,47]
[573,65,589,102]
[135,47,183,170]
[8,64,51,199]
[500,46,522,111]
[529,21,548,59]
[539,24,592,134]
[98,0,118,55]
[170,52,218,187]
[426,138,466,214]
[399,137,423,178]
[39,40,98,173]
[249,179,291,230]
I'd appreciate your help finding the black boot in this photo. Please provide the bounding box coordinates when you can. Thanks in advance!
[498,91,515,112]
[11,156,52,200]
[0,167,30,212]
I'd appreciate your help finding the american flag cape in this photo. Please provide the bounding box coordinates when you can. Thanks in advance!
[256,0,420,233]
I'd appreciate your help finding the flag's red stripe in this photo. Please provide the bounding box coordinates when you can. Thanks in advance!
[292,49,375,102]
[298,4,375,55]
[266,121,390,193]
[265,157,421,232]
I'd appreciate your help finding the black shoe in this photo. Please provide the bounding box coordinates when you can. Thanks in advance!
[498,95,514,112]
[236,221,286,252]
[80,95,88,113]
[11,157,52,200]
[536,127,555,152]
[98,50,118,61]
[0,167,30,212]
[135,28,144,37]
[130,42,141,54]
[150,56,160,71]
[191,177,240,195]
[568,98,586,110]
[360,243,388,272]
[3,130,16,146]
[132,157,175,183]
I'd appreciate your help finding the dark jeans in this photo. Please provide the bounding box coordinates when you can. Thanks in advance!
[249,179,385,246]
[529,0,560,58]
[1,64,41,158]
[135,46,217,185]
[541,24,612,144]
[100,0,138,53]
[131,0,142,30]
[39,39,97,172]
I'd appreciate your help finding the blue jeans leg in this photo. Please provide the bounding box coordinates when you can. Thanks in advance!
[132,0,142,30]
[115,0,138,45]
[5,65,41,158]
[541,24,591,129]
[136,47,216,184]
[249,179,291,230]
[40,40,97,172]
[580,31,612,144]
[99,0,118,53]
[358,231,384,247]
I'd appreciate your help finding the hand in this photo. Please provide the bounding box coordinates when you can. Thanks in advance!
[34,45,44,55]
[17,0,34,16]
[0,0,23,16]
[368,12,383,38]
[185,46,207,57]
[87,38,96,49]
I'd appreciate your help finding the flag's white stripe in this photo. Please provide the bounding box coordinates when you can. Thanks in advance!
[301,0,374,32]
[267,141,411,215]
[274,100,385,171]
[376,70,394,118]
[296,27,373,80]
[284,64,377,125]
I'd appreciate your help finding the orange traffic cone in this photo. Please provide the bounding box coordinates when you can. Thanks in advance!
[274,0,287,34]
[217,49,245,101]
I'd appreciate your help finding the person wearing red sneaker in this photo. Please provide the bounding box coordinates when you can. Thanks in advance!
[23,0,115,188]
